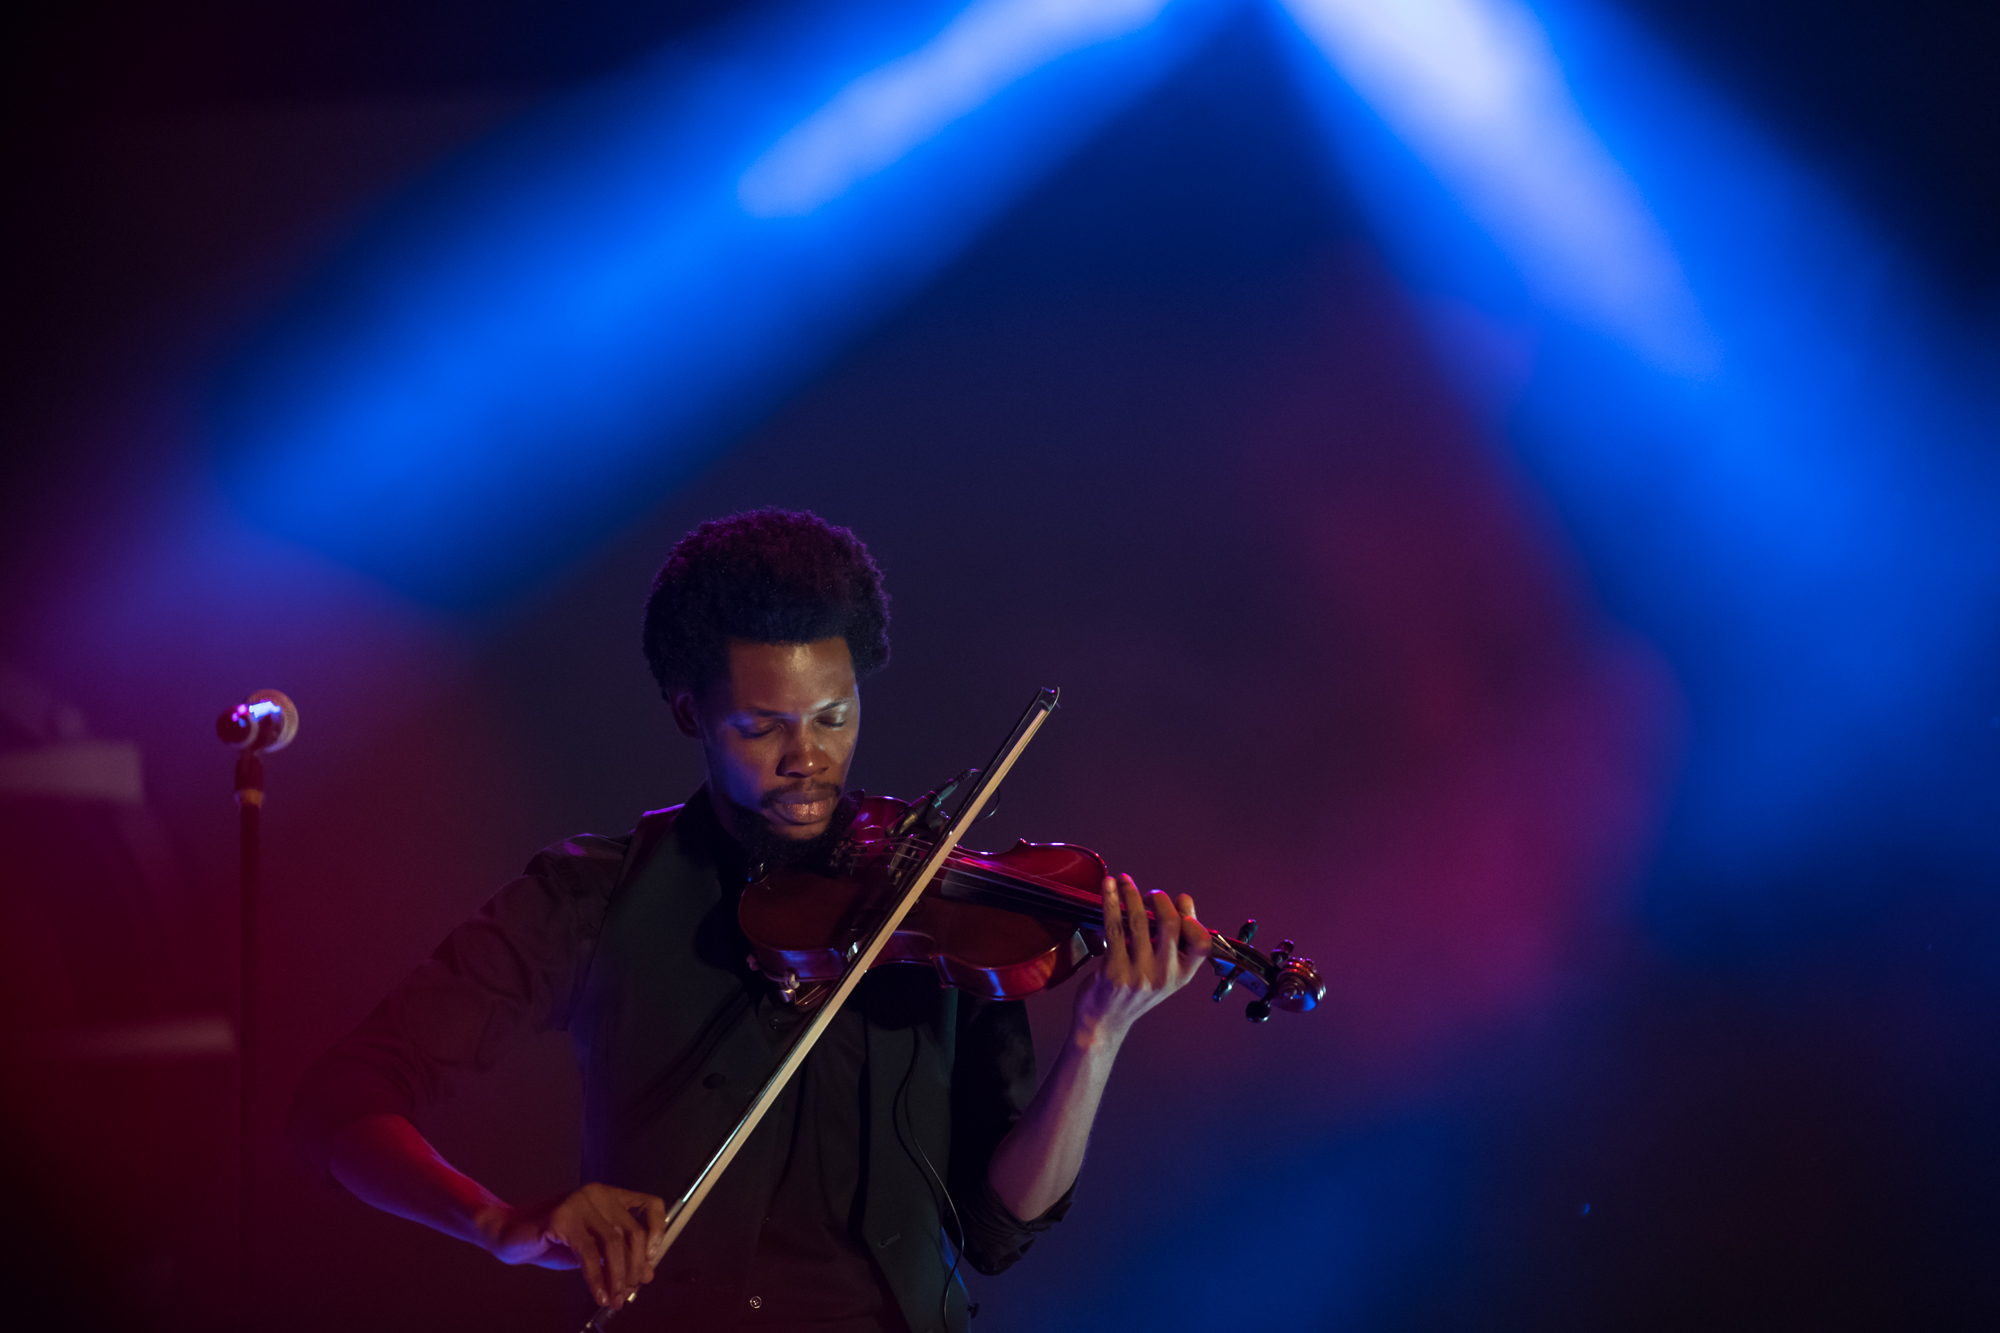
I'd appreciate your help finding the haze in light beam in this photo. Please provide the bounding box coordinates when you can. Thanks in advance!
[741,0,1173,216]
[1280,0,1717,376]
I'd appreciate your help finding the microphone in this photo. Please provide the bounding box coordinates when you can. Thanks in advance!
[215,690,299,753]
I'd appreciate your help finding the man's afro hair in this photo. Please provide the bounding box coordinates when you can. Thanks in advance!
[642,508,891,698]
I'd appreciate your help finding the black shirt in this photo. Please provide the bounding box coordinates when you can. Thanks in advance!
[748,998,894,1328]
[287,791,1068,1333]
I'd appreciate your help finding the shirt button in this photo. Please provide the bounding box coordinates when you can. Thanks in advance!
[748,1296,762,1309]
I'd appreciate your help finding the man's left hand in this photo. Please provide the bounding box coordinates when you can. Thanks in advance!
[1071,874,1213,1047]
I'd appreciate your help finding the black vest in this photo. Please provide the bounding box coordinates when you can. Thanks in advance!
[568,800,972,1333]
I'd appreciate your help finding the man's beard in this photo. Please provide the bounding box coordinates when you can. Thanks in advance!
[712,781,856,876]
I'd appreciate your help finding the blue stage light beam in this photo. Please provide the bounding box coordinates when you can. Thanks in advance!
[1276,0,1715,378]
[1273,0,2000,906]
[215,0,1225,605]
[740,0,1174,215]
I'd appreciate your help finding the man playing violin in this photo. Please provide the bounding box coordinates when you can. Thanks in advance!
[288,508,1213,1333]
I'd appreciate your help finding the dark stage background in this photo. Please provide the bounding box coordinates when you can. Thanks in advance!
[4,1,1998,1330]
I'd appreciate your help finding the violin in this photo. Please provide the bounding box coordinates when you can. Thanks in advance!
[740,783,1326,1022]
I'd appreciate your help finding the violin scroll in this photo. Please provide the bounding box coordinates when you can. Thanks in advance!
[1209,918,1325,1023]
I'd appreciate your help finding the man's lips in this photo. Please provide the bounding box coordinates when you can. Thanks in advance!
[763,788,840,824]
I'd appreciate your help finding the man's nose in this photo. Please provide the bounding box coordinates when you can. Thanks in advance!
[776,729,826,777]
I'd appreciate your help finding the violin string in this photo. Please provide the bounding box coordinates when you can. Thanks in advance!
[881,847,1187,934]
[896,843,1184,925]
[858,830,1256,969]
[864,829,1089,914]
[926,863,1255,969]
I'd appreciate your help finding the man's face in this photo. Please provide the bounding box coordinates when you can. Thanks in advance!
[672,637,860,842]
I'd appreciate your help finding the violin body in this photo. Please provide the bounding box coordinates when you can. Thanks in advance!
[740,794,1107,1003]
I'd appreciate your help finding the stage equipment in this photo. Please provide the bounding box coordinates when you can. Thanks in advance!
[216,689,298,1320]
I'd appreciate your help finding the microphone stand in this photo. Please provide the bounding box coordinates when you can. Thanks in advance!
[217,690,298,1330]
[235,748,262,1329]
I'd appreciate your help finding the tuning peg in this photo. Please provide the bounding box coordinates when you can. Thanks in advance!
[1245,998,1272,1023]
[1211,943,1245,1002]
[1219,921,1262,1010]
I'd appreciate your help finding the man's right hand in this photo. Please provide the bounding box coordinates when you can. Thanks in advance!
[479,1183,667,1309]
[326,1117,669,1310]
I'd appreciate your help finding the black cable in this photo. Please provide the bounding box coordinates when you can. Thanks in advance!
[892,1029,966,1333]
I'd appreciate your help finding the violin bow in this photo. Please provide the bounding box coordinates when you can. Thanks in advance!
[582,687,1061,1331]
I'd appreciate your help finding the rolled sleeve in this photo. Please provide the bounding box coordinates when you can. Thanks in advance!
[946,997,1073,1275]
[286,834,627,1182]
[955,1176,1074,1277]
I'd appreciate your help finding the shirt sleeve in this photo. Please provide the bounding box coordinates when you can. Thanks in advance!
[284,833,629,1183]
[946,996,1074,1276]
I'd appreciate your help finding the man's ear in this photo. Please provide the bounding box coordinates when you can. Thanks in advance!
[669,690,703,739]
